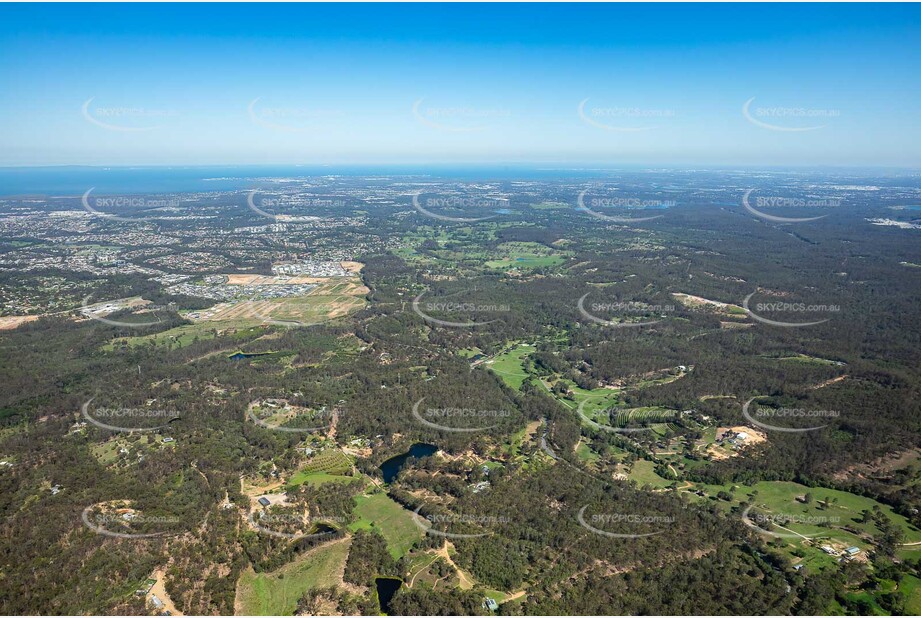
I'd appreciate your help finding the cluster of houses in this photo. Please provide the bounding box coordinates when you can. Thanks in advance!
[272,260,349,277]
[168,278,317,302]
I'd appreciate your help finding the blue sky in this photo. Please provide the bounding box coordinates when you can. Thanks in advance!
[0,3,919,167]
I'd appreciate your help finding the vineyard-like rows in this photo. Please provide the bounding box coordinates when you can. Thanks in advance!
[301,449,352,475]
[611,407,677,427]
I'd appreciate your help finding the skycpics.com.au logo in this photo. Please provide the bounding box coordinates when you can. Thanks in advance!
[247,511,346,540]
[82,505,181,539]
[411,506,508,539]
[576,400,678,434]
[81,189,179,222]
[411,193,504,222]
[742,292,840,328]
[412,290,508,328]
[742,397,839,433]
[741,505,841,539]
[81,98,178,132]
[411,397,510,433]
[412,98,510,132]
[251,300,350,329]
[246,401,338,433]
[577,293,674,328]
[578,98,675,132]
[246,189,340,223]
[742,97,839,132]
[742,189,839,224]
[80,295,174,328]
[576,506,674,539]
[81,399,179,433]
[577,187,671,223]
[248,97,345,133]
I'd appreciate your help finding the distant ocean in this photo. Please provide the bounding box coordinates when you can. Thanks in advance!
[0,165,627,197]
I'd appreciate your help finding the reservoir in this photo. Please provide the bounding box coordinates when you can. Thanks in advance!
[379,443,437,484]
[375,577,402,615]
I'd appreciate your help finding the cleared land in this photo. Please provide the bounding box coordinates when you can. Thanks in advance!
[349,492,424,559]
[0,315,39,330]
[108,278,367,350]
[672,292,747,317]
[202,280,368,324]
[235,537,350,616]
[686,480,921,569]
[287,450,358,488]
[484,242,567,270]
[223,274,329,285]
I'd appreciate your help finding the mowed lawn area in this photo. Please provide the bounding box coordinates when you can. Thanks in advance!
[287,471,361,488]
[734,481,921,543]
[900,574,921,614]
[349,492,424,559]
[486,343,535,390]
[235,538,350,616]
[628,459,673,488]
[484,242,567,270]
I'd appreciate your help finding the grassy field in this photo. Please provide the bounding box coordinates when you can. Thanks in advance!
[736,481,921,542]
[107,280,368,351]
[575,441,601,464]
[287,450,358,488]
[349,492,424,559]
[484,242,567,270]
[104,322,223,350]
[301,449,353,475]
[900,574,921,614]
[485,255,565,269]
[235,538,350,616]
[628,459,672,488]
[110,278,367,351]
[287,471,361,488]
[685,479,921,568]
[103,320,268,350]
[503,421,540,458]
[760,353,844,366]
[90,435,170,465]
[550,379,619,414]
[239,288,367,324]
[486,343,535,390]
[205,285,366,326]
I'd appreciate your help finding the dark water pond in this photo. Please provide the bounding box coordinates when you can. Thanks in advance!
[375,577,402,614]
[379,443,437,483]
[309,522,338,536]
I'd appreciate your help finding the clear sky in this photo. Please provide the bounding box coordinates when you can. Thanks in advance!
[1,3,919,168]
